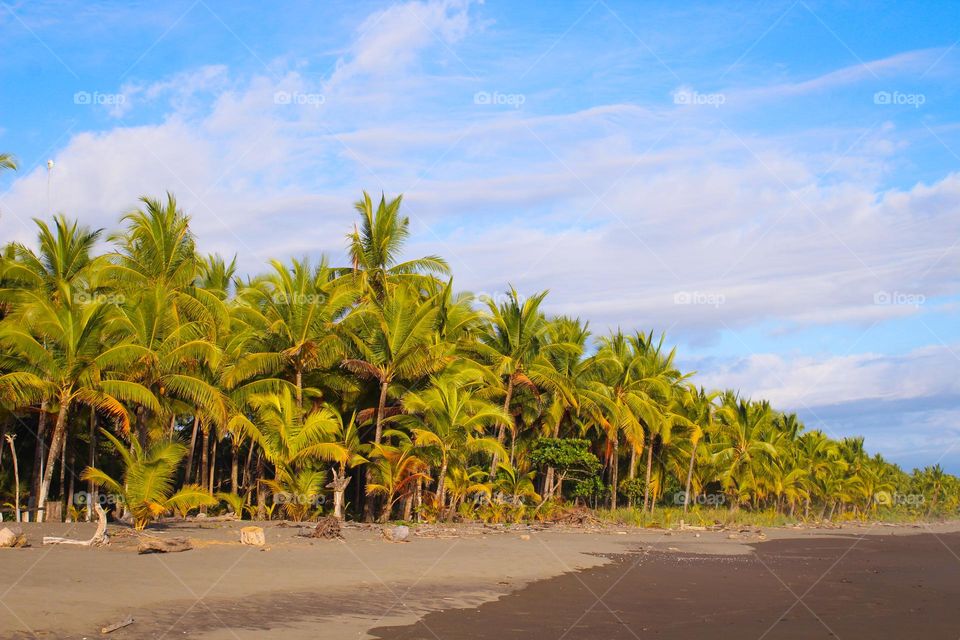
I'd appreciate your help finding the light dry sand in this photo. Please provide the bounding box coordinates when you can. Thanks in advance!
[2,518,958,639]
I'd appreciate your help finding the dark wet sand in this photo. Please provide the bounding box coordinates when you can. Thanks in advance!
[370,532,960,639]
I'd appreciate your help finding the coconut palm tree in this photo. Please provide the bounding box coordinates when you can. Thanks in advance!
[397,368,507,515]
[236,257,354,408]
[80,429,215,529]
[0,153,16,173]
[0,293,159,520]
[477,288,556,475]
[713,397,779,510]
[346,191,449,301]
[365,439,428,522]
[233,387,349,519]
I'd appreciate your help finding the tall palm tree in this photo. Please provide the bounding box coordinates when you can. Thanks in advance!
[346,191,449,301]
[0,294,158,519]
[342,286,443,447]
[478,288,556,475]
[237,257,355,408]
[713,396,779,510]
[234,387,350,519]
[398,367,507,514]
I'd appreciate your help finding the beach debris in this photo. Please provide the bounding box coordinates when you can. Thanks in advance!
[100,615,134,634]
[382,525,410,543]
[0,525,28,548]
[43,504,108,547]
[240,526,266,546]
[550,507,602,527]
[137,536,193,554]
[519,534,530,540]
[310,516,343,540]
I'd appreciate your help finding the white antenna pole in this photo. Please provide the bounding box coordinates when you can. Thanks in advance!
[46,160,54,215]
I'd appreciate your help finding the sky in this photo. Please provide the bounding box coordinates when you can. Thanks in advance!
[0,0,958,472]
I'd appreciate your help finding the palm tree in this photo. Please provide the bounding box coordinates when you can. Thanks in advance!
[0,215,103,304]
[365,439,428,522]
[0,153,16,173]
[342,286,443,447]
[234,387,349,519]
[0,215,104,506]
[713,396,779,510]
[478,288,556,475]
[0,293,159,520]
[323,410,367,520]
[346,191,449,301]
[81,429,215,529]
[236,257,354,408]
[398,368,507,515]
[678,386,716,513]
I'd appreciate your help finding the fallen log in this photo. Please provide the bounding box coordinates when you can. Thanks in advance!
[100,615,134,634]
[43,504,109,547]
[137,536,193,554]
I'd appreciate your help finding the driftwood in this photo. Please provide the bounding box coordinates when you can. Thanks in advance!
[137,536,193,554]
[0,525,28,548]
[43,504,109,547]
[381,525,410,543]
[310,516,343,540]
[100,615,134,634]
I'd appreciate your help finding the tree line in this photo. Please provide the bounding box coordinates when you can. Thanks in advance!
[0,157,956,526]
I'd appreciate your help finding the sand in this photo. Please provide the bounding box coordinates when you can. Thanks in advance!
[1,519,958,639]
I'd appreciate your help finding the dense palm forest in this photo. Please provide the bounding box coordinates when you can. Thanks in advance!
[0,157,957,527]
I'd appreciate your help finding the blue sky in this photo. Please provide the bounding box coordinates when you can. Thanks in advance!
[1,0,958,471]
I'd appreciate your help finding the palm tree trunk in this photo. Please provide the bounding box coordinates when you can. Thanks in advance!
[135,405,148,450]
[208,436,218,493]
[295,367,303,410]
[87,407,97,522]
[402,493,413,521]
[642,434,654,513]
[543,414,563,501]
[200,423,210,507]
[330,466,350,520]
[242,441,255,494]
[629,446,637,480]
[489,376,514,476]
[37,398,70,522]
[437,458,448,518]
[185,414,200,483]
[231,440,239,494]
[5,434,20,522]
[364,378,391,522]
[30,399,49,516]
[256,453,266,520]
[610,437,619,510]
[414,476,423,523]
[683,441,697,515]
[59,429,68,507]
[374,378,389,445]
[64,433,75,521]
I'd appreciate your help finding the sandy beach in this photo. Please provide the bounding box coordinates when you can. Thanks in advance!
[3,520,959,639]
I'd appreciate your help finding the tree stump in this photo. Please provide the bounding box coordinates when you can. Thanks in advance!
[240,526,266,546]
